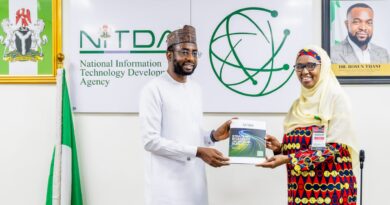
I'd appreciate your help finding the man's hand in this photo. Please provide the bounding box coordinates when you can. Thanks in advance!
[255,155,289,169]
[213,118,236,141]
[265,135,282,154]
[196,147,229,167]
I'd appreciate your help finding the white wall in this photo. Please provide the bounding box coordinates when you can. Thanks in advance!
[0,85,56,204]
[1,1,390,204]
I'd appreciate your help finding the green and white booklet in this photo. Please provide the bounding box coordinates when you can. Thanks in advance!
[228,119,266,164]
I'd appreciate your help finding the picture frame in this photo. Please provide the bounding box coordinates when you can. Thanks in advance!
[0,0,62,83]
[322,0,390,84]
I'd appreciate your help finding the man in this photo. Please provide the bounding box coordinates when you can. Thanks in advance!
[331,3,389,64]
[139,25,232,205]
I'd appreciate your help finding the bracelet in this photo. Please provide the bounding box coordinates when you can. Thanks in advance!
[210,130,218,142]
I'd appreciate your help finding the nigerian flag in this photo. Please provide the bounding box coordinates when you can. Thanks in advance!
[330,0,344,46]
[46,69,83,205]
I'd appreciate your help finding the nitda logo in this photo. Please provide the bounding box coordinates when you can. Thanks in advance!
[80,25,171,54]
[209,7,293,97]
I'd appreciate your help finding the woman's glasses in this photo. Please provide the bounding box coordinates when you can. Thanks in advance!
[293,62,321,72]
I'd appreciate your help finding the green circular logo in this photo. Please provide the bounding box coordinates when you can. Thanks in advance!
[209,7,293,97]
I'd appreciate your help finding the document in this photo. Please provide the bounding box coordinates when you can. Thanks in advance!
[228,119,266,164]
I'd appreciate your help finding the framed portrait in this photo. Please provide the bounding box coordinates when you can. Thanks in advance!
[0,0,62,83]
[322,0,390,84]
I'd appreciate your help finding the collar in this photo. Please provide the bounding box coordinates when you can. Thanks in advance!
[347,36,371,52]
[163,72,190,85]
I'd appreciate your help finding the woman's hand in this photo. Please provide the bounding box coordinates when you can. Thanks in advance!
[265,135,282,154]
[256,155,289,169]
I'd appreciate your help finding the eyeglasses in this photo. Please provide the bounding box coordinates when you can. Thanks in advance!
[293,62,321,72]
[173,49,201,58]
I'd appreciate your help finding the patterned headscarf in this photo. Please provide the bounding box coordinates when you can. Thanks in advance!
[284,45,359,170]
[296,48,321,62]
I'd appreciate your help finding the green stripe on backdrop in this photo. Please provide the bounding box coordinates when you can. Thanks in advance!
[0,0,9,75]
[330,0,341,45]
[330,0,340,23]
[38,0,53,75]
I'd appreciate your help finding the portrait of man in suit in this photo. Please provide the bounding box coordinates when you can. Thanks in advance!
[331,3,390,64]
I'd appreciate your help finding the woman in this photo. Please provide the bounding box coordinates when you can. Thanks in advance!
[258,45,358,205]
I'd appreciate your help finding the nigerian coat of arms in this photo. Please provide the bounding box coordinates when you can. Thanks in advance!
[0,8,48,62]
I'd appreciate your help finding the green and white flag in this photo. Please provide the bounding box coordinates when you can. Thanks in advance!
[0,0,52,76]
[330,0,344,46]
[46,69,83,205]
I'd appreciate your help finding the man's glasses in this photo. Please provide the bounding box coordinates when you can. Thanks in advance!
[293,62,321,72]
[173,49,201,58]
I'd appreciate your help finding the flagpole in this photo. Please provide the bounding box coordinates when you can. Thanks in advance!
[53,68,63,205]
[53,53,65,205]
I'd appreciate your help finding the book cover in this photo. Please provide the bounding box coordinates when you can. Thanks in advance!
[228,119,266,164]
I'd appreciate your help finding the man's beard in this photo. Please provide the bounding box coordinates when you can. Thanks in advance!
[348,31,372,48]
[173,60,196,76]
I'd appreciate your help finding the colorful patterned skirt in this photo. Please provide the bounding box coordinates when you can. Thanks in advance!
[282,126,357,205]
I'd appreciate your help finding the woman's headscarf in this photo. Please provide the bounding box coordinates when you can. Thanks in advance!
[284,45,359,169]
